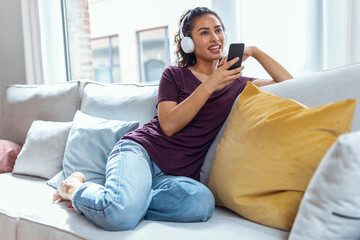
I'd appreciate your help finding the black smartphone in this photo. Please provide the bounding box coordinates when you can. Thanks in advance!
[227,43,245,70]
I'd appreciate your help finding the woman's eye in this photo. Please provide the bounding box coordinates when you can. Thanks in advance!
[216,29,223,33]
[201,31,208,35]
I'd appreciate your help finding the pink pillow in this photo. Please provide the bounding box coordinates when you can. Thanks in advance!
[0,140,22,173]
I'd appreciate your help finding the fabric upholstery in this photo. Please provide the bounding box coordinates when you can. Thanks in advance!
[201,63,360,185]
[208,82,356,230]
[290,131,360,239]
[12,121,72,179]
[47,111,139,188]
[0,173,288,240]
[0,140,22,173]
[80,82,158,127]
[0,82,80,145]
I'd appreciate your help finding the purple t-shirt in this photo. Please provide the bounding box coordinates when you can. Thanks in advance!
[122,65,255,180]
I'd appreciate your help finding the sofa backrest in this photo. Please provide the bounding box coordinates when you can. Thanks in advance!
[79,82,158,127]
[0,80,159,145]
[261,63,360,132]
[0,82,81,145]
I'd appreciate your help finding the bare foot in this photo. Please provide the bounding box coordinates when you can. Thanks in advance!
[53,172,85,204]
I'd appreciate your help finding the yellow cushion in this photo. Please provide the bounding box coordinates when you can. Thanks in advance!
[208,81,356,231]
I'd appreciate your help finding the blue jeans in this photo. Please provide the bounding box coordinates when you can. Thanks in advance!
[71,140,215,231]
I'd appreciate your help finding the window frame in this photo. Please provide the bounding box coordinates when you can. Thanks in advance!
[136,25,170,83]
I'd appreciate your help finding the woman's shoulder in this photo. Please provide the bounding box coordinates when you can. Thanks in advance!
[163,65,187,74]
[162,65,189,80]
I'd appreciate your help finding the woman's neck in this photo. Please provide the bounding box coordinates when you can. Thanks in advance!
[188,59,218,81]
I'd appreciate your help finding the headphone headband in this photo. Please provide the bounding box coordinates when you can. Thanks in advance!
[179,10,191,39]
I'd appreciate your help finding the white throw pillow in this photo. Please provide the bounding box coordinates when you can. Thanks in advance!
[80,82,158,127]
[47,111,139,189]
[13,120,72,179]
[289,131,360,239]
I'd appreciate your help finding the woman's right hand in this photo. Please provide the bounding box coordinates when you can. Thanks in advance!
[205,57,244,93]
[158,57,244,137]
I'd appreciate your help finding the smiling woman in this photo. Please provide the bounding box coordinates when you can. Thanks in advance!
[53,6,293,231]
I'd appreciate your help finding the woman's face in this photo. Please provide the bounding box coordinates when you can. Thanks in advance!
[190,14,225,63]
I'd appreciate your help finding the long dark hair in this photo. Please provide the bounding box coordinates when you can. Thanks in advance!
[174,7,225,68]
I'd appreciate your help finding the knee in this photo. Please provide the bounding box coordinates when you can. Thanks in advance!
[87,197,146,231]
[175,178,215,222]
[100,215,138,231]
[194,185,215,221]
[96,205,143,231]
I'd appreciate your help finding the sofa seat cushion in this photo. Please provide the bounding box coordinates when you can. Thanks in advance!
[0,173,288,240]
[0,212,17,240]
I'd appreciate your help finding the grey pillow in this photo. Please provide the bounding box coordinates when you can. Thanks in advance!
[47,111,139,189]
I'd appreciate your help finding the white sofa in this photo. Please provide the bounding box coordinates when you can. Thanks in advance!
[0,63,359,240]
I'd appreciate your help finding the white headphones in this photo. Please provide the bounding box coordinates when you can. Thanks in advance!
[179,11,195,54]
[179,10,227,55]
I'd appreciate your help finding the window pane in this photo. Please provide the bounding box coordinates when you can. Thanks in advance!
[111,36,120,65]
[91,36,120,83]
[92,38,110,67]
[138,27,169,83]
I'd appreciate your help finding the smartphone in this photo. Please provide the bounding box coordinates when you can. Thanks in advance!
[227,43,245,70]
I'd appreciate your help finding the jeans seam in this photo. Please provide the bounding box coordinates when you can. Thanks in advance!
[103,143,124,214]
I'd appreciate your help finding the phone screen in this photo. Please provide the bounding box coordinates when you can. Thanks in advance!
[227,43,245,70]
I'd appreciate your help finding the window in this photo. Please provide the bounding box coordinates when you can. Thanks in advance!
[26,0,360,84]
[62,0,211,84]
[92,35,120,83]
[137,27,170,83]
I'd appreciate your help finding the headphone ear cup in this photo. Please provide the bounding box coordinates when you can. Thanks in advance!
[181,36,195,54]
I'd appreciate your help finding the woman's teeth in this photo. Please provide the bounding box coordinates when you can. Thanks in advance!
[209,46,220,50]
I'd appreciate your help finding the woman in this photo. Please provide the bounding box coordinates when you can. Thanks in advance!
[53,7,293,231]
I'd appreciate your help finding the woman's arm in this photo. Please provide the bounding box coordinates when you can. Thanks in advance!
[158,58,243,137]
[244,46,293,87]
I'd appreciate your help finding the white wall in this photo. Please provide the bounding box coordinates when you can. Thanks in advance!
[0,0,27,115]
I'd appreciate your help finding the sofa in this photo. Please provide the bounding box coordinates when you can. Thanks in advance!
[0,63,359,240]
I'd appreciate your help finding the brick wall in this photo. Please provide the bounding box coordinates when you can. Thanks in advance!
[65,0,93,80]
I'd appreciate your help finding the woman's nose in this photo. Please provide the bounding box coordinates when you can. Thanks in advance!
[210,32,219,41]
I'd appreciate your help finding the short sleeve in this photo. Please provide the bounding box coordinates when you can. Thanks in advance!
[157,66,179,105]
[242,76,257,82]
